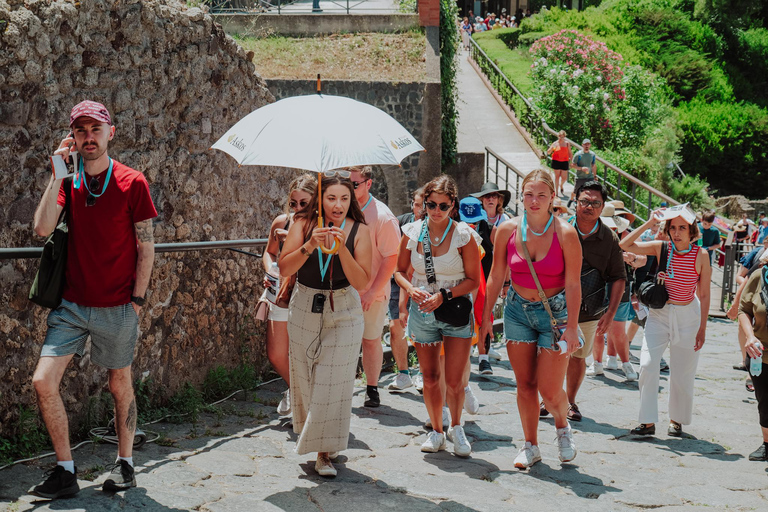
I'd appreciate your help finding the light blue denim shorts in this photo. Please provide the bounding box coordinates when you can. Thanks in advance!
[613,301,635,322]
[41,299,139,369]
[406,296,474,345]
[503,289,568,350]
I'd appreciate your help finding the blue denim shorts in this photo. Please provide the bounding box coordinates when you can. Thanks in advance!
[406,296,474,345]
[613,301,635,322]
[503,289,568,350]
[41,299,139,369]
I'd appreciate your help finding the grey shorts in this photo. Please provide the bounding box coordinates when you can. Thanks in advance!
[41,299,139,369]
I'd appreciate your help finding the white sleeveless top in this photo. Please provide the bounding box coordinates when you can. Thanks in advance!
[402,220,482,291]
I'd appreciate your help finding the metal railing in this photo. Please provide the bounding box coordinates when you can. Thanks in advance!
[468,36,678,223]
[0,239,268,260]
[208,0,404,14]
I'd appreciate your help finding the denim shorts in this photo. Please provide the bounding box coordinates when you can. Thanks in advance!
[613,301,635,322]
[388,280,411,321]
[41,299,139,369]
[503,289,568,350]
[406,296,474,345]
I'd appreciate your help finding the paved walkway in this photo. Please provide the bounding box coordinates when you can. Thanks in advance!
[2,317,767,511]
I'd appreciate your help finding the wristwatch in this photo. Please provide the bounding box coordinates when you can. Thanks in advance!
[131,295,146,307]
[300,245,311,257]
[440,288,453,302]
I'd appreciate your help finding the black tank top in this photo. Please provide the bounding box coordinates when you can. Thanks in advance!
[297,221,360,290]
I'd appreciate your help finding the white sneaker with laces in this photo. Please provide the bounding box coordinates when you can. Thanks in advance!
[622,361,638,382]
[488,347,503,361]
[556,424,577,462]
[386,373,413,391]
[420,431,446,453]
[277,390,291,416]
[425,406,451,429]
[413,373,424,392]
[447,425,472,457]
[586,362,604,376]
[605,355,619,370]
[464,385,480,415]
[513,441,541,468]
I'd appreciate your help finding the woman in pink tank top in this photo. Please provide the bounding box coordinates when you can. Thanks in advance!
[479,170,583,468]
[619,208,711,438]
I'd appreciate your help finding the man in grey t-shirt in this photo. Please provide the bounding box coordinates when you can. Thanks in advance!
[569,139,597,206]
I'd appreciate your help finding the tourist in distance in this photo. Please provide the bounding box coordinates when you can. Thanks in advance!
[620,206,711,438]
[348,166,401,409]
[394,175,481,457]
[739,253,768,461]
[698,211,722,265]
[29,101,157,498]
[261,174,316,416]
[480,169,582,469]
[547,130,572,197]
[568,139,597,208]
[279,172,372,477]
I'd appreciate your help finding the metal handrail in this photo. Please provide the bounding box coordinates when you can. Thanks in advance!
[0,239,268,260]
[468,36,678,223]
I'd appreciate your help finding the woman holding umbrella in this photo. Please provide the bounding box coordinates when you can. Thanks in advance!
[279,172,372,477]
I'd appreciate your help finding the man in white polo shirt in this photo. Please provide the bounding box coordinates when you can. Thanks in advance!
[349,166,401,407]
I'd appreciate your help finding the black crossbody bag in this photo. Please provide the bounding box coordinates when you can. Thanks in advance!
[637,242,670,309]
[421,222,473,327]
[29,178,72,309]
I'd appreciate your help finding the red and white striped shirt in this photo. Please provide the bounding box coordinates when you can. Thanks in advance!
[663,245,701,303]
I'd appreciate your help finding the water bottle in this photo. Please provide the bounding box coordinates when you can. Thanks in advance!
[750,355,763,377]
[556,326,584,354]
[419,286,435,325]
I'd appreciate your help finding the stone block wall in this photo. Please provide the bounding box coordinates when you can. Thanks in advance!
[0,0,289,435]
[265,78,441,215]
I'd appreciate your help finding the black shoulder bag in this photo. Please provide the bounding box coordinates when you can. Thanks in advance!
[29,178,72,309]
[421,221,473,327]
[637,242,670,309]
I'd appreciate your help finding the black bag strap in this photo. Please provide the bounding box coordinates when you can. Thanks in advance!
[421,221,437,288]
[57,177,72,225]
[520,235,559,330]
[656,241,670,281]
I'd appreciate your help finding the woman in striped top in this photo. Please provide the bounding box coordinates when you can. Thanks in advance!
[619,211,711,437]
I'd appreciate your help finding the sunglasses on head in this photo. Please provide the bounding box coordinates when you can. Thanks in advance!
[289,199,309,209]
[86,177,100,207]
[425,201,452,212]
[322,170,351,179]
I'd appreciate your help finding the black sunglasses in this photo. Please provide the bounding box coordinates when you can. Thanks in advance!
[289,199,309,210]
[86,177,100,207]
[351,179,370,190]
[578,199,603,209]
[425,201,452,212]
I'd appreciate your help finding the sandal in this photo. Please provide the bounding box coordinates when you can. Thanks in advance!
[746,377,755,393]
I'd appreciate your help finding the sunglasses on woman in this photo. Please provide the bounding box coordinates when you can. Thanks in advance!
[425,201,452,212]
[322,170,351,178]
[289,199,309,209]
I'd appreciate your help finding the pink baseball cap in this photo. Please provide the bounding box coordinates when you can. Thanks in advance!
[69,100,112,127]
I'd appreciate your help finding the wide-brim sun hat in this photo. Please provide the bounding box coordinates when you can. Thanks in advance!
[552,198,570,215]
[601,204,630,233]
[459,197,488,223]
[470,182,512,208]
[607,200,636,223]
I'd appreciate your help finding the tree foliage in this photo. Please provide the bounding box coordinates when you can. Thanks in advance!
[439,0,460,167]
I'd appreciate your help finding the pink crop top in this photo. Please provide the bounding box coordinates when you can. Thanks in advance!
[507,229,566,289]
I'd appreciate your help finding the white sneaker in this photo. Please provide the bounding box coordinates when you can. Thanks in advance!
[622,361,638,382]
[472,346,479,357]
[424,406,451,430]
[513,441,541,468]
[586,362,604,376]
[556,424,577,463]
[421,431,446,453]
[447,425,472,457]
[464,385,480,415]
[413,373,424,392]
[488,347,503,361]
[605,355,619,370]
[386,373,413,391]
[277,390,291,416]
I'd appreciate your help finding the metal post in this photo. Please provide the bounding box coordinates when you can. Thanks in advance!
[278,0,281,14]
[347,0,349,14]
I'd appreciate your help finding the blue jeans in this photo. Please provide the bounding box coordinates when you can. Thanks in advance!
[503,289,568,350]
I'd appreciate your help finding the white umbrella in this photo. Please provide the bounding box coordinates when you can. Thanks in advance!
[211,93,424,172]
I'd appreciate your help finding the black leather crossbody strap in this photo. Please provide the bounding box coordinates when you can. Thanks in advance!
[520,236,558,329]
[421,221,437,287]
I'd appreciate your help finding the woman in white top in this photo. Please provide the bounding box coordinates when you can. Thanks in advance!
[394,175,481,457]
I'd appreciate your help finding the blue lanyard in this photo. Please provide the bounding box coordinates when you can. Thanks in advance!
[361,195,373,212]
[521,211,553,242]
[419,218,453,245]
[317,218,347,282]
[74,157,113,198]
[665,243,693,279]
[570,216,599,237]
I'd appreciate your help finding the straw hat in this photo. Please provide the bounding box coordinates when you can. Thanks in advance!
[552,198,570,215]
[607,200,636,223]
[601,204,630,233]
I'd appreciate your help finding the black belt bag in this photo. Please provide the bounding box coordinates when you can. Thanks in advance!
[421,222,472,328]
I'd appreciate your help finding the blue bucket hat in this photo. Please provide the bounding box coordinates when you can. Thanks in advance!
[459,197,488,223]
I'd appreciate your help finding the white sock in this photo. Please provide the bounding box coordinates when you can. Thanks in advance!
[464,385,471,393]
[57,460,75,474]
[479,354,489,362]
[117,456,134,467]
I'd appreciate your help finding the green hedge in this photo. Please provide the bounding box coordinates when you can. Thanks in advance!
[473,28,533,96]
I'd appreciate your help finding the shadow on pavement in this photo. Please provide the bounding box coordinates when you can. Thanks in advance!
[23,486,188,511]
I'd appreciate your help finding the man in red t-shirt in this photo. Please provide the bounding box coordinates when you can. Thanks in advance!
[30,101,157,499]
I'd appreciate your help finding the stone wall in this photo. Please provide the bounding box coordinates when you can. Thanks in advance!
[0,0,288,436]
[213,13,420,37]
[265,78,441,215]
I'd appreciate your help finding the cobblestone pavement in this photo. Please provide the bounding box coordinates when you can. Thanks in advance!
[2,317,767,511]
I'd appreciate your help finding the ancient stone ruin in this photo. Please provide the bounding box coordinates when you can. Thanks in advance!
[0,0,287,433]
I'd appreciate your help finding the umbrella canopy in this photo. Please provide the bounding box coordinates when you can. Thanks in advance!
[211,94,424,172]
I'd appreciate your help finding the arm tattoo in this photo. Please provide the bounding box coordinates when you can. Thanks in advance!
[125,398,137,434]
[135,220,154,244]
